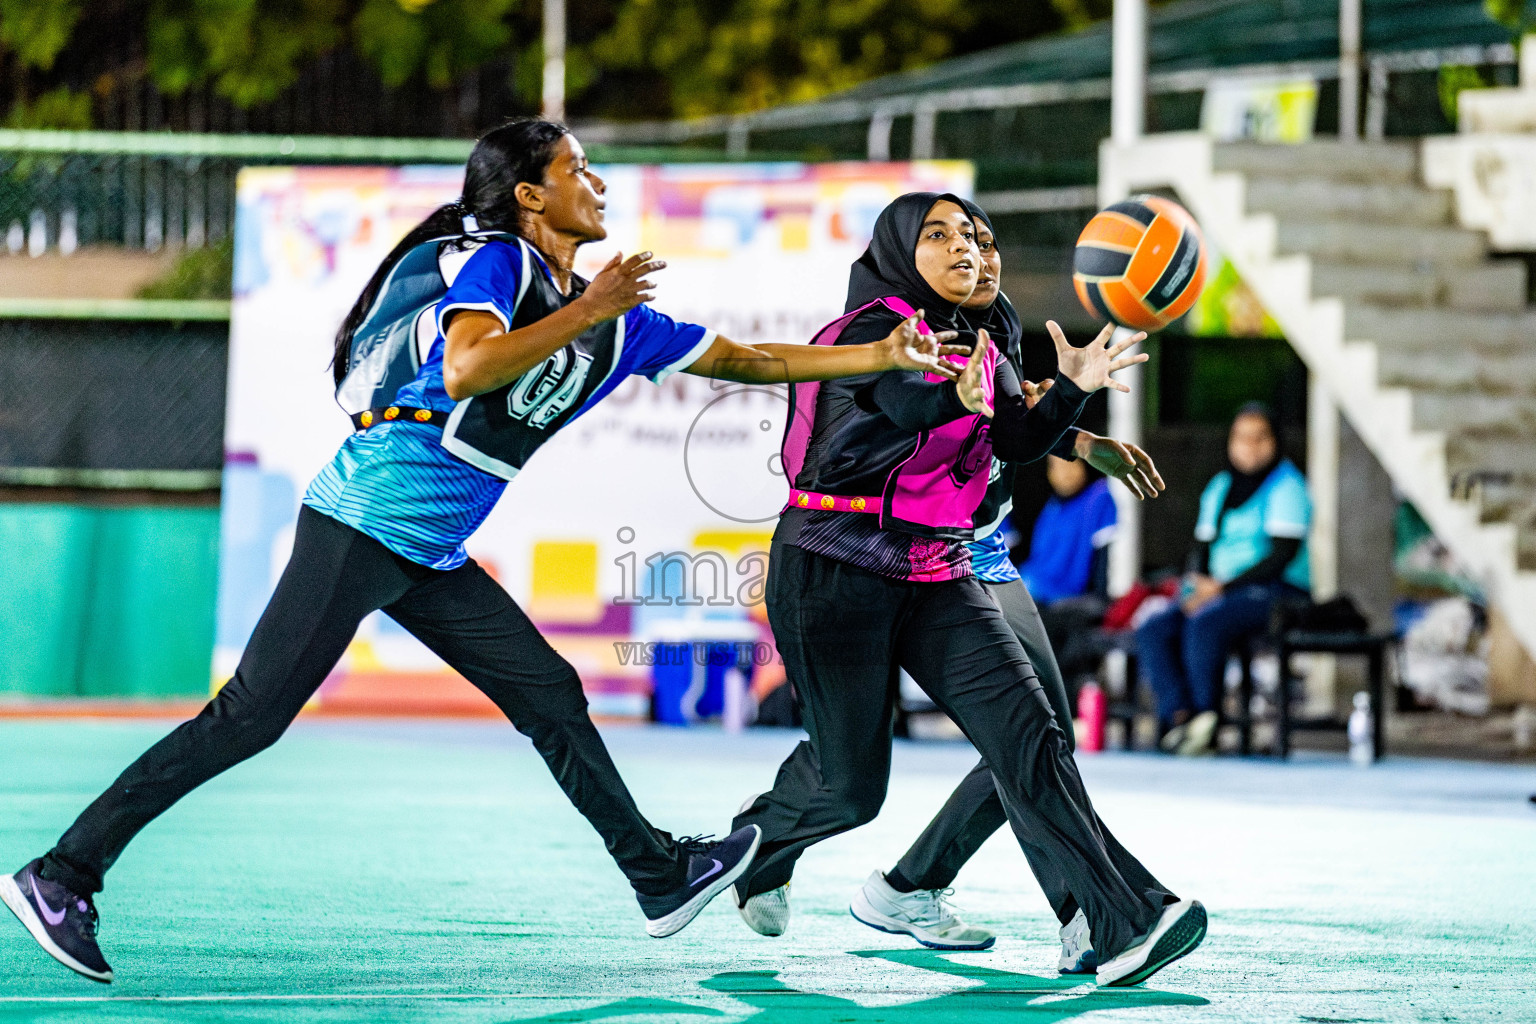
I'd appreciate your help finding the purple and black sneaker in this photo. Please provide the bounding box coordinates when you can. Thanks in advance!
[639,824,761,938]
[1,859,113,983]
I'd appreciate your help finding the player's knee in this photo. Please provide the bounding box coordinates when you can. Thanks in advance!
[830,779,886,828]
[204,683,292,756]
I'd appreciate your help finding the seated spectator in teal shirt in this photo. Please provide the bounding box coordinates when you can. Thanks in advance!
[1137,403,1311,755]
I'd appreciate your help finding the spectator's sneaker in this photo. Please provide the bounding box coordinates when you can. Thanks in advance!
[850,870,995,951]
[638,825,761,938]
[0,859,113,983]
[732,881,790,936]
[1158,722,1188,753]
[1096,899,1206,987]
[1058,907,1098,974]
[1176,711,1219,756]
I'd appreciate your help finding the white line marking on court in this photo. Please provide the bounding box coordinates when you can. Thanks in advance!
[4,994,685,1003]
[0,988,1162,1004]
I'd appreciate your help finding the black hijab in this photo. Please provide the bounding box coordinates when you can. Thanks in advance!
[956,197,1023,368]
[1221,401,1283,514]
[844,191,974,327]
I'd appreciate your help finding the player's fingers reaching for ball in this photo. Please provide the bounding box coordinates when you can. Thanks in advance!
[968,328,992,370]
[1046,319,1072,354]
[1106,329,1148,359]
[955,330,993,417]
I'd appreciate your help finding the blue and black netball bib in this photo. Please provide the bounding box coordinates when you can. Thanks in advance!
[307,236,713,569]
[439,238,630,480]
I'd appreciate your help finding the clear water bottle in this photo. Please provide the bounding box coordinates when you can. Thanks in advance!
[1348,691,1374,766]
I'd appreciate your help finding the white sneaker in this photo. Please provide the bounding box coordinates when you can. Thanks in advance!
[1058,907,1098,974]
[1096,899,1207,987]
[732,881,790,936]
[729,794,790,936]
[849,870,995,951]
[1176,711,1218,756]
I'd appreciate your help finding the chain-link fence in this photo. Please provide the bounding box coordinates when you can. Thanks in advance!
[0,315,230,487]
[0,132,474,261]
[0,152,237,255]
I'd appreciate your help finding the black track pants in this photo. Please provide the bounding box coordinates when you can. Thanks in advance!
[893,579,1168,926]
[42,506,683,897]
[733,543,1170,959]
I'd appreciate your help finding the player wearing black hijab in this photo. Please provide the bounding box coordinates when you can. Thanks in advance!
[729,192,1206,988]
[853,198,1171,973]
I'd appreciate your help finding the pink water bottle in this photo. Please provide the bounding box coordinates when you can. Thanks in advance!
[1077,681,1107,753]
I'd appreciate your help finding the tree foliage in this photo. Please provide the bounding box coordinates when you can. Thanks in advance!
[0,0,82,73]
[0,0,1154,128]
[586,0,1180,117]
[590,0,1049,117]
[353,0,517,90]
[3,86,92,129]
[146,0,346,106]
[1483,0,1535,38]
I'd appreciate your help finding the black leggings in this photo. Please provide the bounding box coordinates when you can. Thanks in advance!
[41,506,683,898]
[892,578,1168,926]
[733,543,1170,960]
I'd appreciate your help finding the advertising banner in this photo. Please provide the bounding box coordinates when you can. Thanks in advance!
[218,160,973,714]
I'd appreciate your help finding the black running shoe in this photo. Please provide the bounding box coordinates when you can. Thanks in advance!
[0,859,113,983]
[639,825,761,938]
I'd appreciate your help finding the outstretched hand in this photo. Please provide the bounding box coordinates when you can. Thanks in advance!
[955,328,994,418]
[1074,432,1166,500]
[1049,320,1148,394]
[578,251,667,323]
[878,310,970,380]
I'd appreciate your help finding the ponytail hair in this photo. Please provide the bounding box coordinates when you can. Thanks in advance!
[331,118,572,386]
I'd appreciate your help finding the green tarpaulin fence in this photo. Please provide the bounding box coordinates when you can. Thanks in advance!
[0,504,218,698]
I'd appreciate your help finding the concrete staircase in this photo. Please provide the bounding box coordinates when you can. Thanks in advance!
[1100,134,1536,662]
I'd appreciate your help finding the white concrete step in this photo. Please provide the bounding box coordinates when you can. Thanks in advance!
[1457,481,1536,571]
[1411,392,1536,436]
[1215,141,1418,183]
[1460,86,1536,133]
[1374,347,1536,396]
[1277,219,1488,268]
[1313,261,1527,312]
[1244,177,1452,227]
[1444,433,1536,480]
[1345,304,1536,352]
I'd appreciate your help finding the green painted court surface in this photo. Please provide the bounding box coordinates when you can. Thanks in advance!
[1,721,1532,1023]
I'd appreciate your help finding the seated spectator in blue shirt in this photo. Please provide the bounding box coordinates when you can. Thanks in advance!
[1137,403,1311,755]
[1021,455,1119,604]
[1019,454,1118,698]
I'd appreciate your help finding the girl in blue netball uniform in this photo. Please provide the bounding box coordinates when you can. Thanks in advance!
[1,120,963,984]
